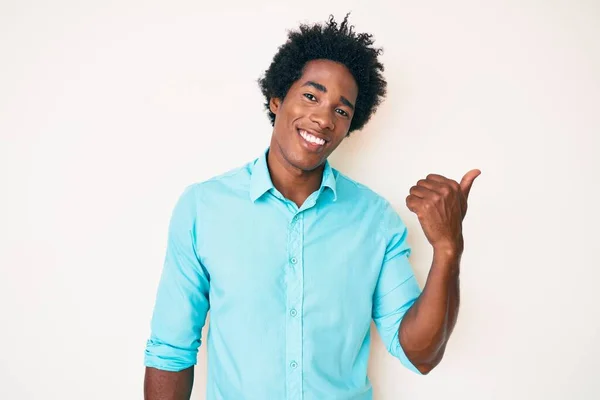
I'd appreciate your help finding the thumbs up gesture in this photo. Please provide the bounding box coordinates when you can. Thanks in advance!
[406,169,481,254]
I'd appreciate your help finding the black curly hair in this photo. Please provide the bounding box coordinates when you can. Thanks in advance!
[258,13,387,135]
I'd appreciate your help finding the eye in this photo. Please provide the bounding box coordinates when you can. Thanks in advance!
[336,109,349,117]
[303,93,317,101]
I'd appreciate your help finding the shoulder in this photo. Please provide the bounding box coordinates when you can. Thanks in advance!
[170,160,255,216]
[333,169,392,212]
[186,160,254,197]
[333,169,407,233]
[200,159,253,190]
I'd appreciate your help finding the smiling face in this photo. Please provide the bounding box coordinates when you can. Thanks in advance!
[269,59,358,172]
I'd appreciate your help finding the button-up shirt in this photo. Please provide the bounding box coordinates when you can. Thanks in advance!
[144,149,423,399]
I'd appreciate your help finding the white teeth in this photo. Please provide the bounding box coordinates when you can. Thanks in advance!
[299,130,325,145]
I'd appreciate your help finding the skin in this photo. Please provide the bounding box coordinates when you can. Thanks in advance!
[267,59,358,207]
[144,58,480,398]
[400,169,480,374]
[144,367,193,400]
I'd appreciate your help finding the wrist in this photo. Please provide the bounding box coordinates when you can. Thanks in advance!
[433,239,463,267]
[433,240,463,258]
[432,249,461,278]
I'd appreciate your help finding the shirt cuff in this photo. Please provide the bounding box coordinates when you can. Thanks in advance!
[391,326,424,375]
[144,338,198,372]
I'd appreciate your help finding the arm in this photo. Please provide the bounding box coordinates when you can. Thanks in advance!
[144,184,210,399]
[399,248,460,374]
[371,203,424,376]
[401,169,480,374]
[144,367,194,400]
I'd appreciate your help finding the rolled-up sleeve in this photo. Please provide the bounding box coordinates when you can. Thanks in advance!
[144,184,210,372]
[372,202,423,375]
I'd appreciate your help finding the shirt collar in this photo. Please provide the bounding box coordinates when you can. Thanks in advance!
[249,148,338,203]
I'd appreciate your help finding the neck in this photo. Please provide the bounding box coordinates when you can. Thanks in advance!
[267,144,324,208]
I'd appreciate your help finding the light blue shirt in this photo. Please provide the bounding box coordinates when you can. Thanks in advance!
[144,149,423,399]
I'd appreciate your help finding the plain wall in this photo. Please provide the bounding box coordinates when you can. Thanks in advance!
[1,1,599,399]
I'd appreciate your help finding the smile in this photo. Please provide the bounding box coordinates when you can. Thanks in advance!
[298,129,326,146]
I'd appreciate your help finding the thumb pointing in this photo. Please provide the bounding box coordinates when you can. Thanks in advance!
[460,169,481,199]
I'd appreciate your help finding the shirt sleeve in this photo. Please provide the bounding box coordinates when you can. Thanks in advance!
[144,184,210,372]
[372,201,423,375]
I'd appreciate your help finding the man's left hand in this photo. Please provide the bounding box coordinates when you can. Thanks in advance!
[406,169,481,254]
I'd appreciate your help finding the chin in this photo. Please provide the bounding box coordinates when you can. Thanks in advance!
[289,153,327,172]
[272,129,331,171]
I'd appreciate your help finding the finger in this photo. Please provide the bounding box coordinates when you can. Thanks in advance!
[460,169,481,199]
[409,184,433,199]
[425,174,461,192]
[425,173,449,184]
[405,195,423,215]
[417,178,454,196]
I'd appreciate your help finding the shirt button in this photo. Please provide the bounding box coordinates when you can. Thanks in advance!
[290,309,297,317]
[290,257,297,265]
[290,361,298,369]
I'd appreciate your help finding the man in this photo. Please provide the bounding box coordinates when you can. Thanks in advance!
[144,14,480,400]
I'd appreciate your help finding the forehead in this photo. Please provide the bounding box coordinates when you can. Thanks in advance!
[295,59,358,101]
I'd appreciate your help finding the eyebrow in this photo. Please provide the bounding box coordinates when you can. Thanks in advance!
[302,80,355,110]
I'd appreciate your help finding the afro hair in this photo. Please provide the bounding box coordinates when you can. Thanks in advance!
[258,13,387,134]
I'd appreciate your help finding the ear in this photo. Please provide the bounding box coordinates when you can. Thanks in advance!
[269,97,281,114]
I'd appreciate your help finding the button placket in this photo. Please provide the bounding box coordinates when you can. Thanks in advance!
[285,212,304,399]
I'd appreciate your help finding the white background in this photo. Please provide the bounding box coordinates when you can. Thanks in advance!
[1,1,599,399]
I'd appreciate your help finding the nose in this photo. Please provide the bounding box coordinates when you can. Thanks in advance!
[310,107,335,131]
